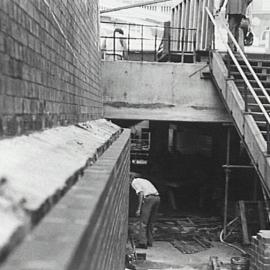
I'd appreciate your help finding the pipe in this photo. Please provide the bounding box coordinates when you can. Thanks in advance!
[100,0,171,14]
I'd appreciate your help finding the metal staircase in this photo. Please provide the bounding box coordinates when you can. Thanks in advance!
[206,7,270,197]
[229,55,270,141]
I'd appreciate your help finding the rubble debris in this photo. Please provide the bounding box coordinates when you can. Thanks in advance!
[209,256,231,270]
[231,256,250,270]
[129,216,223,254]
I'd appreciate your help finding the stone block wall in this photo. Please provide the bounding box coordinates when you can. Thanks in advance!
[0,0,102,137]
[1,129,130,270]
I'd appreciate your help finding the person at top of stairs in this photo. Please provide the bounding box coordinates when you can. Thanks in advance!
[217,0,253,52]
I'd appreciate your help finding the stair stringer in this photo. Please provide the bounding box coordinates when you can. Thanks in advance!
[211,51,270,195]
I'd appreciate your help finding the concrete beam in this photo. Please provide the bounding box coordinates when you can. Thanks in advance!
[102,61,231,123]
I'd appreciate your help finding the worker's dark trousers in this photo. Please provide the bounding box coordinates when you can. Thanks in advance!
[228,14,244,52]
[139,195,160,246]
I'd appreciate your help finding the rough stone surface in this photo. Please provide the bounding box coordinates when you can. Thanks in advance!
[1,129,130,270]
[0,119,121,261]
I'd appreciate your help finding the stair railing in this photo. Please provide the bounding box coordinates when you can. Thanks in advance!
[171,0,214,51]
[205,7,270,154]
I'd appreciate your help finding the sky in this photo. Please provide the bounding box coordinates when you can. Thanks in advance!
[100,0,179,23]
[100,0,175,30]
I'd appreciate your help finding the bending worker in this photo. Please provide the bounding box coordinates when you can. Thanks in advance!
[130,173,160,249]
[217,0,253,52]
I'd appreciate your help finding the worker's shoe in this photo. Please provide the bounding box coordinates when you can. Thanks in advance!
[136,243,147,249]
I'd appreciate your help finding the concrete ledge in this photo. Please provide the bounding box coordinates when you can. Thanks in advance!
[0,119,122,261]
[1,129,130,270]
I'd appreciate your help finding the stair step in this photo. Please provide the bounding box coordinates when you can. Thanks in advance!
[244,95,270,104]
[237,86,270,92]
[256,121,268,128]
[235,79,270,87]
[249,103,270,107]
[237,89,270,100]
[231,72,270,81]
[235,59,270,67]
[227,55,270,66]
[247,104,270,114]
[231,65,270,74]
[260,130,270,137]
[249,112,268,121]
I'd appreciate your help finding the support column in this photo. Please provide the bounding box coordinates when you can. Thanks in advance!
[223,127,231,237]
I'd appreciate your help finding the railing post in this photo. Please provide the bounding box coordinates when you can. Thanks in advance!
[244,83,248,112]
[267,122,270,155]
[212,15,216,51]
[193,30,196,63]
[154,26,157,61]
[177,26,181,51]
[141,24,144,61]
[128,24,131,60]
[181,28,185,63]
[168,27,171,62]
[227,54,231,78]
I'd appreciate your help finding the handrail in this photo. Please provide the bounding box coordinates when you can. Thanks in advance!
[205,7,270,127]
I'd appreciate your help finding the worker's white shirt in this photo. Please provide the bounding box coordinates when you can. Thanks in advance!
[131,178,159,197]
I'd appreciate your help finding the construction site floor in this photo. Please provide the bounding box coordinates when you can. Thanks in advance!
[134,241,240,270]
[128,215,244,270]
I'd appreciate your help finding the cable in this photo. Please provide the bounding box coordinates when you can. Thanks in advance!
[219,217,247,255]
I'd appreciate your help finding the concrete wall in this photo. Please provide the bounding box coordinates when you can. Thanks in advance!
[102,61,230,122]
[1,129,130,270]
[0,0,102,137]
